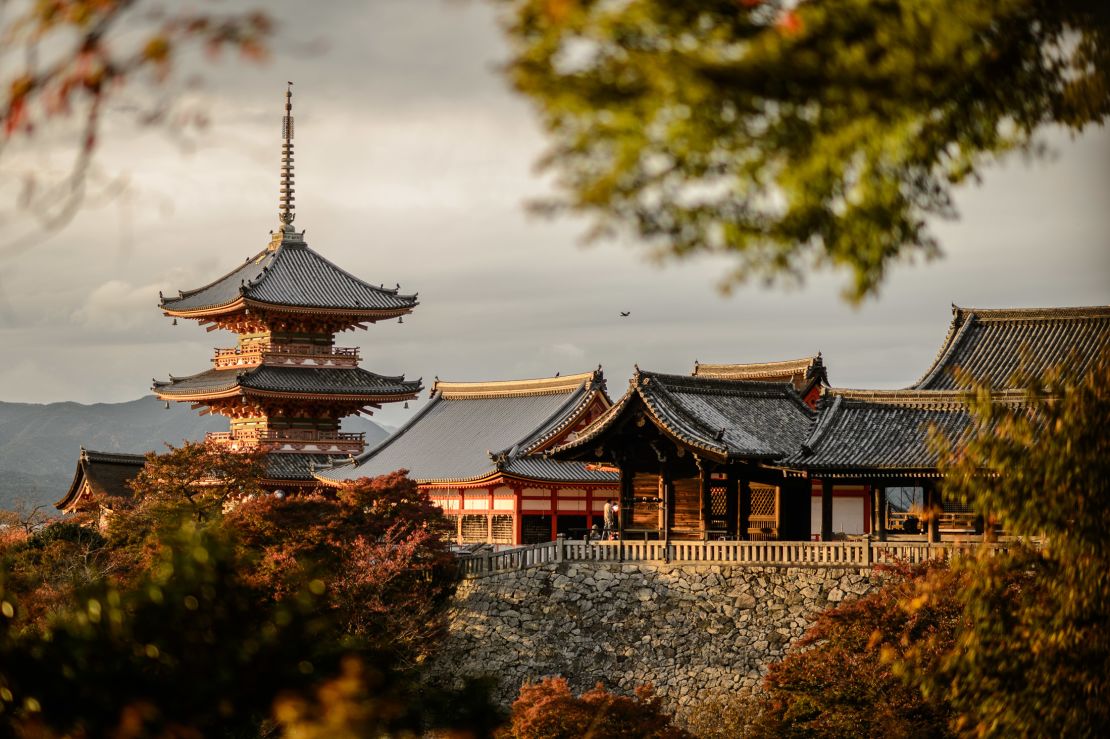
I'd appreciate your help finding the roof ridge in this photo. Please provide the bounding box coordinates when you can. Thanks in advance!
[164,248,272,304]
[515,383,607,455]
[909,309,975,389]
[548,385,635,456]
[694,355,819,374]
[637,374,730,457]
[434,371,597,399]
[285,244,419,303]
[955,305,1110,321]
[81,449,149,463]
[800,394,842,455]
[829,387,1028,408]
[496,387,588,458]
[343,392,444,469]
[642,370,798,394]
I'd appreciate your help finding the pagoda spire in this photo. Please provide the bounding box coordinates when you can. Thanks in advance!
[279,82,295,228]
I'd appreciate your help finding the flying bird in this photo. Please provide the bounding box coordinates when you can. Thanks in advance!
[620,311,631,317]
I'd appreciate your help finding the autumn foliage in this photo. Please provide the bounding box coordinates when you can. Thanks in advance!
[742,356,1110,738]
[0,444,487,736]
[501,677,691,739]
[228,471,458,664]
[744,563,960,738]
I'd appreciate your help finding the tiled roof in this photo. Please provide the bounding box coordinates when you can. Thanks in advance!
[502,456,619,483]
[317,371,614,485]
[56,448,147,510]
[265,453,343,482]
[154,366,421,399]
[693,355,828,389]
[782,389,1025,474]
[912,305,1110,390]
[556,371,815,462]
[160,236,417,315]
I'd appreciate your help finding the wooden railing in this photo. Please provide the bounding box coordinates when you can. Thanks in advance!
[212,344,360,369]
[456,536,1018,578]
[206,429,365,454]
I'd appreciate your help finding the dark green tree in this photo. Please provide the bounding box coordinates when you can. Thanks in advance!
[900,354,1110,736]
[496,0,1110,300]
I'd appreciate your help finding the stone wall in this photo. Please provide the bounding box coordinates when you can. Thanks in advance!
[430,562,882,716]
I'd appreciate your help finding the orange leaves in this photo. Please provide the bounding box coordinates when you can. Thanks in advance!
[777,9,804,37]
[505,676,692,739]
[544,0,577,25]
[1,1,272,152]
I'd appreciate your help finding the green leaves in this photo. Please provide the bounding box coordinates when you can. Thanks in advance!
[497,0,1110,300]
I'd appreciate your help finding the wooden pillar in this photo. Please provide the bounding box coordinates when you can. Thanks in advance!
[821,478,834,542]
[778,477,812,541]
[697,458,711,542]
[660,461,672,558]
[738,478,752,541]
[925,480,941,543]
[549,487,558,542]
[877,484,888,542]
[725,468,738,539]
[488,487,495,543]
[618,465,632,544]
[872,484,888,541]
[869,484,879,535]
[513,488,523,546]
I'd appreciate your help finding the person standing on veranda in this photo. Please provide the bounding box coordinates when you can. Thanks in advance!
[603,499,618,540]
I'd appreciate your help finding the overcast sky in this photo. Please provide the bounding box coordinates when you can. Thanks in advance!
[1,0,1108,428]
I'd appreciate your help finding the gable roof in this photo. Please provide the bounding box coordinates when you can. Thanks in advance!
[555,371,816,463]
[781,388,1026,476]
[316,370,615,485]
[56,448,147,512]
[912,305,1110,390]
[160,234,417,318]
[693,355,828,391]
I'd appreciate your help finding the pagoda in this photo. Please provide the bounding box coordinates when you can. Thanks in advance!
[153,85,421,488]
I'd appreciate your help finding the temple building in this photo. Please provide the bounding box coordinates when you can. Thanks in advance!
[550,371,817,543]
[55,449,147,520]
[316,371,618,545]
[153,86,420,488]
[692,354,828,408]
[785,304,1110,540]
[909,305,1110,390]
[690,355,868,534]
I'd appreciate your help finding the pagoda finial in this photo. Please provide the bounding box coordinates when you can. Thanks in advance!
[279,81,295,228]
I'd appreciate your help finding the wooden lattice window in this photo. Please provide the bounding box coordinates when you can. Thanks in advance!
[521,515,552,545]
[461,515,488,543]
[749,484,778,525]
[709,485,728,530]
[490,515,514,544]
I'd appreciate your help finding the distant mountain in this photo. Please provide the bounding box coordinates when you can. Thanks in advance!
[0,396,390,512]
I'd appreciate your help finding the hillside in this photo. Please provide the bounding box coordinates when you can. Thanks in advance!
[0,397,390,511]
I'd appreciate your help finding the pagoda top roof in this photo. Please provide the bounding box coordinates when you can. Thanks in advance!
[154,365,421,402]
[553,370,815,463]
[911,305,1110,390]
[317,370,615,485]
[160,233,418,318]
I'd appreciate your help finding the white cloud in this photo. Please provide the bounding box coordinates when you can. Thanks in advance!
[70,279,172,331]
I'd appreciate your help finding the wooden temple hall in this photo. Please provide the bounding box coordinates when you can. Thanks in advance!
[551,306,1110,544]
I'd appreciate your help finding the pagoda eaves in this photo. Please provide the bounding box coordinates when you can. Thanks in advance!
[153,84,419,481]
